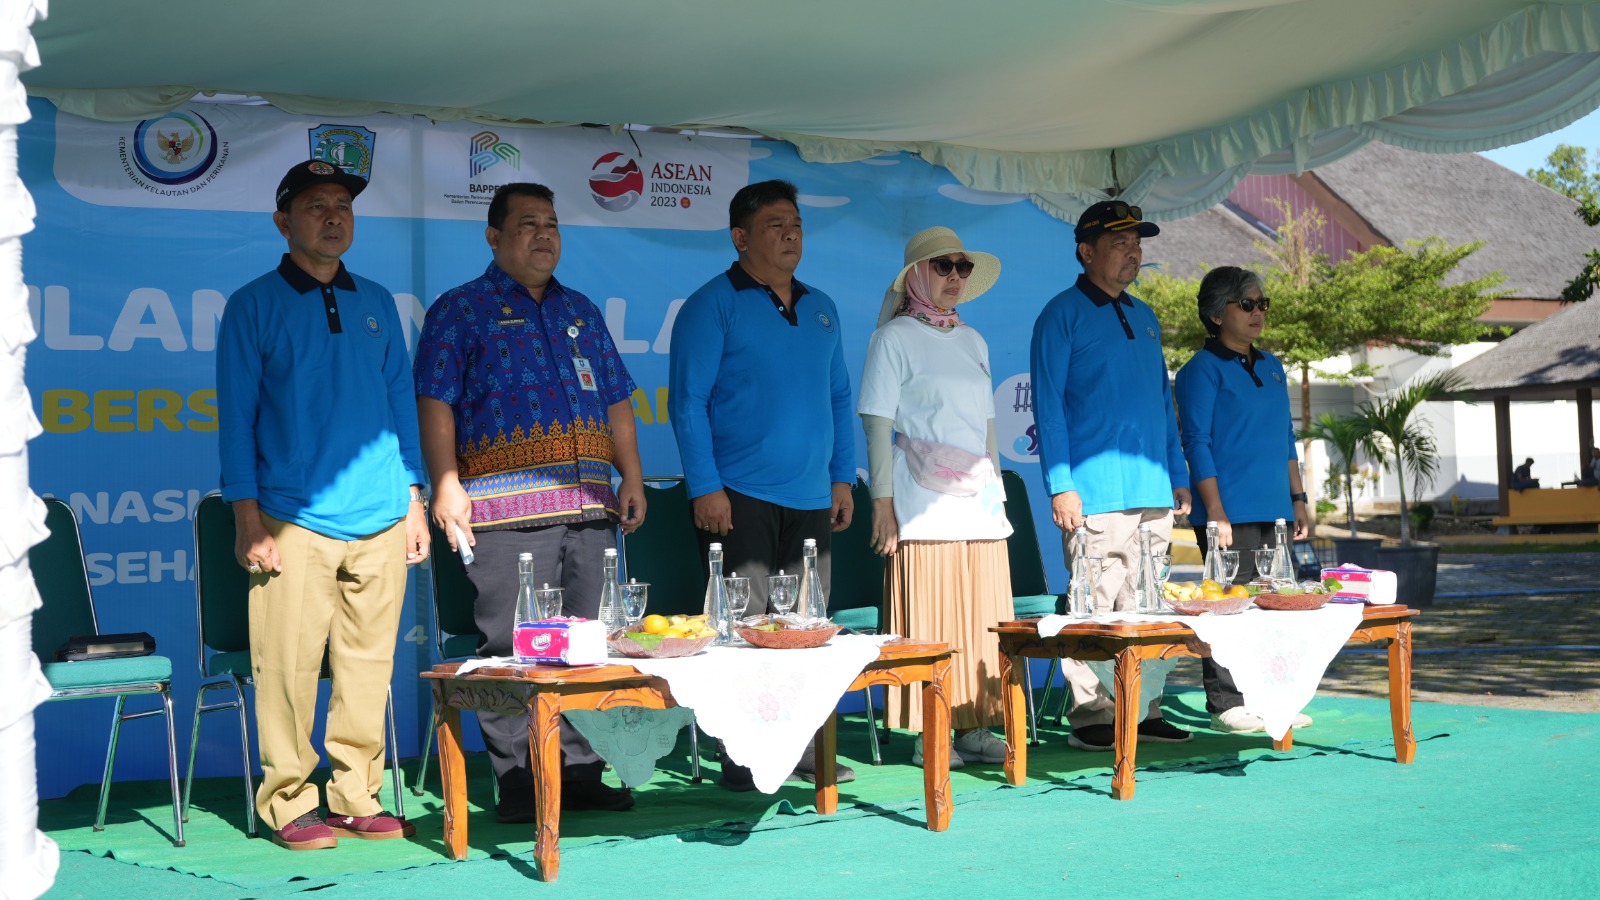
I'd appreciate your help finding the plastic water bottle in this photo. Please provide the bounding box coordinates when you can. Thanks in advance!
[598,548,626,635]
[798,538,827,621]
[702,542,731,643]
[513,552,538,663]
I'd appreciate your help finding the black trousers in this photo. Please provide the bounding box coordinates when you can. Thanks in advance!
[1196,520,1272,714]
[691,488,834,616]
[466,521,613,795]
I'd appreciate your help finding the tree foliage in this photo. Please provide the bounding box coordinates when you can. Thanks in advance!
[1355,371,1463,546]
[1526,143,1600,301]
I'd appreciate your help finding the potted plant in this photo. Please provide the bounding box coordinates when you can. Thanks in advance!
[1354,371,1463,606]
[1302,410,1382,567]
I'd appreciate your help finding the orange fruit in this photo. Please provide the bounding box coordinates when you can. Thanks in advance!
[641,615,670,635]
[1226,585,1250,599]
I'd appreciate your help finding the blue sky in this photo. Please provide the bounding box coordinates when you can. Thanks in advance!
[1478,107,1600,176]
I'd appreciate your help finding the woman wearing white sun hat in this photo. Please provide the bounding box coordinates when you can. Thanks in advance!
[857,226,1014,769]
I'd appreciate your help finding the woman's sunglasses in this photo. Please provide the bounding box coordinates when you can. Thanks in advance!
[930,256,975,278]
[1229,297,1271,313]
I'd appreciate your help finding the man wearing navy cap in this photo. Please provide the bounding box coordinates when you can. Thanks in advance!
[1029,200,1193,752]
[217,160,429,850]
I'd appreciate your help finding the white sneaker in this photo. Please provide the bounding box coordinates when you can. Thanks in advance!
[953,729,1008,763]
[1291,711,1313,729]
[911,733,965,769]
[1210,707,1265,734]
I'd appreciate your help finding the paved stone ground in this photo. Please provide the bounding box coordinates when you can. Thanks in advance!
[1168,551,1600,713]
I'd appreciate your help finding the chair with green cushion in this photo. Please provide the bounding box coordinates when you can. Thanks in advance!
[829,477,885,764]
[33,497,185,847]
[181,493,404,836]
[411,520,487,797]
[1001,469,1060,744]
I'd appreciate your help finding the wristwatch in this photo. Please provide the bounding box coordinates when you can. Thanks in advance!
[1289,492,1308,503]
[409,486,427,505]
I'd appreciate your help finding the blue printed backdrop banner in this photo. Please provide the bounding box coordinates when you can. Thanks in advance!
[20,98,1078,798]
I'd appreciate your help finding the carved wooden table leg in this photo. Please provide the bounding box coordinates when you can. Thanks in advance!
[1000,648,1027,787]
[436,685,468,861]
[923,656,952,831]
[529,692,564,882]
[1388,621,1416,764]
[1111,648,1142,801]
[1273,727,1293,752]
[815,712,839,815]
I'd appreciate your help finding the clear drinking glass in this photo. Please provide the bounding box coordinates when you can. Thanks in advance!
[1152,554,1171,587]
[1254,548,1276,584]
[768,573,800,617]
[724,575,751,623]
[621,580,649,628]
[534,585,564,621]
[1217,550,1241,586]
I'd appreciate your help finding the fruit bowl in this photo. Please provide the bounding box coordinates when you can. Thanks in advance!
[607,630,716,659]
[1252,592,1331,611]
[1164,595,1253,616]
[736,623,841,649]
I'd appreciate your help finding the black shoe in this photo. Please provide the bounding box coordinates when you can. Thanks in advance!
[561,780,635,812]
[1137,718,1193,744]
[495,786,536,824]
[789,743,856,784]
[719,759,758,793]
[1066,724,1115,752]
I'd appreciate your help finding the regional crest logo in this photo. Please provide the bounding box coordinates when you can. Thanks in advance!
[588,152,644,212]
[310,124,376,179]
[470,131,520,179]
[129,111,222,186]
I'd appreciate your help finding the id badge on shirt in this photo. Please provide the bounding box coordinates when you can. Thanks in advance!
[573,356,599,391]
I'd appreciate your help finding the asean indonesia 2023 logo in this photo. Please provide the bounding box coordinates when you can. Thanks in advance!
[588,152,643,212]
[122,110,228,193]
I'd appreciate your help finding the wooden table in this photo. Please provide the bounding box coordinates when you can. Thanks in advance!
[422,638,953,881]
[992,605,1416,800]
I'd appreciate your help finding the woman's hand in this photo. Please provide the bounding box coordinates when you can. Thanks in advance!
[870,497,899,556]
[1292,500,1310,540]
[1210,512,1234,549]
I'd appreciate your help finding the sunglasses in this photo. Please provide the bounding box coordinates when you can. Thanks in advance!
[929,256,976,278]
[1229,297,1271,313]
[1103,201,1143,222]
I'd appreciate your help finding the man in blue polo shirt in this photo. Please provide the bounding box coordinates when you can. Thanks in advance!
[217,161,429,850]
[669,179,855,790]
[1030,200,1192,752]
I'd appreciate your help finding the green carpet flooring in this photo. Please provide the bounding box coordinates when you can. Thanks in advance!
[38,689,1599,898]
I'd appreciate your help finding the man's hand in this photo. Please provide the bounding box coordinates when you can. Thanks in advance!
[431,481,474,551]
[1172,487,1193,516]
[617,476,647,534]
[1050,490,1084,531]
[1292,500,1311,540]
[869,497,898,556]
[404,503,430,566]
[693,489,733,535]
[1209,513,1234,549]
[830,482,854,532]
[233,500,282,575]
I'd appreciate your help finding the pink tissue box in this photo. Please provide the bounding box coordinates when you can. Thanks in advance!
[513,617,607,666]
[1321,565,1397,605]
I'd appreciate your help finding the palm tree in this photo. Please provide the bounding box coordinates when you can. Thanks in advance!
[1355,371,1464,546]
[1301,411,1376,539]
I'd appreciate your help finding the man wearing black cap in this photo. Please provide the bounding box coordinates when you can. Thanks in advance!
[217,160,430,850]
[1028,200,1193,752]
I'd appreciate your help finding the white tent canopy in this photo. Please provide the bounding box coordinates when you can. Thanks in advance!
[22,0,1600,221]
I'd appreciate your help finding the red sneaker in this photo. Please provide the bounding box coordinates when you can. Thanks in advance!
[270,812,338,851]
[327,810,416,840]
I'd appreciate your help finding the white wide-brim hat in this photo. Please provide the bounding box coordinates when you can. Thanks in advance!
[876,226,1001,327]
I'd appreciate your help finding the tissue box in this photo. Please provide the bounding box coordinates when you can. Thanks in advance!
[513,617,607,666]
[1321,565,1397,605]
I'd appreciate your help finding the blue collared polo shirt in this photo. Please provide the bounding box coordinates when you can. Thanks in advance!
[1029,274,1188,515]
[217,255,425,541]
[1174,337,1297,527]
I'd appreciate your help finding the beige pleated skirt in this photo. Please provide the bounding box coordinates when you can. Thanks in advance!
[883,538,1014,732]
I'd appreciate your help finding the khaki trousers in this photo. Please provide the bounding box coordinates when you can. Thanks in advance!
[1061,507,1173,728]
[249,513,406,830]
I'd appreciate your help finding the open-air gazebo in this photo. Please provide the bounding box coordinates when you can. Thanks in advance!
[1448,297,1600,528]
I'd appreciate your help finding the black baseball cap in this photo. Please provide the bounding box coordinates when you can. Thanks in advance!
[1075,200,1160,243]
[275,159,367,211]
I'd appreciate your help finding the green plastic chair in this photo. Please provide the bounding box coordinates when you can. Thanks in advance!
[1001,469,1059,744]
[181,493,404,836]
[829,477,885,764]
[33,497,185,847]
[411,520,488,797]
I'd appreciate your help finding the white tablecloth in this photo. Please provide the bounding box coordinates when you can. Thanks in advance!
[1036,604,1366,739]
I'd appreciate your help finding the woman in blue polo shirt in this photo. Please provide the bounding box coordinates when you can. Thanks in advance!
[1174,266,1311,735]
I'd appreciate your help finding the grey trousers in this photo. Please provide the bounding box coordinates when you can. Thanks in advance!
[1061,507,1172,729]
[467,520,614,795]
